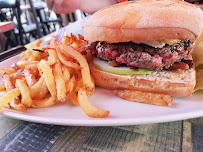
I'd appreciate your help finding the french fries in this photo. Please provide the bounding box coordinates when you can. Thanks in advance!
[30,76,44,98]
[59,44,94,93]
[0,88,21,111]
[78,88,109,118]
[112,90,173,106]
[38,60,57,101]
[0,33,108,118]
[32,95,55,108]
[15,79,32,107]
[23,69,37,87]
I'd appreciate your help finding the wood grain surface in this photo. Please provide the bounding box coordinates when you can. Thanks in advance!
[0,115,202,152]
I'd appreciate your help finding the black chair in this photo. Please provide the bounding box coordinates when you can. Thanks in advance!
[0,0,37,45]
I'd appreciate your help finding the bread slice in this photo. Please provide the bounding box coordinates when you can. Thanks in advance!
[90,64,196,97]
[83,0,203,43]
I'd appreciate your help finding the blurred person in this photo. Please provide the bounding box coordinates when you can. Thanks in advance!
[45,0,202,15]
[45,0,123,14]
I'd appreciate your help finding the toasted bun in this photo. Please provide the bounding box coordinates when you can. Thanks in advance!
[84,0,203,43]
[89,63,196,97]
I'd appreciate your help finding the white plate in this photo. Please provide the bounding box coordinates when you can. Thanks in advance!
[0,55,203,126]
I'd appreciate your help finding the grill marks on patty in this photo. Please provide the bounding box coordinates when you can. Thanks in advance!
[87,40,194,70]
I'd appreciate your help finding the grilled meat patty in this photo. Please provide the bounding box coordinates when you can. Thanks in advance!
[87,40,194,70]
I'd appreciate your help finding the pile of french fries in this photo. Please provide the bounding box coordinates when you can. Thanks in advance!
[0,34,109,118]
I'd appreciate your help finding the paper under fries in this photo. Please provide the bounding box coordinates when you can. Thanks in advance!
[112,90,173,106]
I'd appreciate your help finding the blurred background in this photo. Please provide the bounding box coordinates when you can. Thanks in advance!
[0,0,87,52]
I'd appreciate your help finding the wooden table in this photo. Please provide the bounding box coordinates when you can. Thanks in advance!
[0,18,203,152]
[0,22,15,33]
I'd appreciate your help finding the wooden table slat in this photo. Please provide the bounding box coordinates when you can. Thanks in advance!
[0,121,66,152]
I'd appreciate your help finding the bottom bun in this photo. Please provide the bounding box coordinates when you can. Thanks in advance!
[89,64,196,97]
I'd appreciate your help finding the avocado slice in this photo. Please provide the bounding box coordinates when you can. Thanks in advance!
[93,58,151,75]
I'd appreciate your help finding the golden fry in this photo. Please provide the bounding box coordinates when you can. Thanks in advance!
[17,60,39,68]
[10,99,27,112]
[53,63,66,102]
[66,75,76,94]
[37,60,57,101]
[0,68,16,75]
[59,44,94,92]
[63,66,70,82]
[0,88,21,111]
[57,48,81,70]
[15,79,32,107]
[78,88,109,118]
[0,84,6,92]
[35,39,42,47]
[23,69,37,87]
[32,95,55,108]
[25,64,38,71]
[47,48,66,102]
[112,90,173,106]
[50,38,58,48]
[20,50,33,60]
[67,92,79,106]
[33,77,49,99]
[2,73,15,91]
[30,76,44,98]
[28,51,41,61]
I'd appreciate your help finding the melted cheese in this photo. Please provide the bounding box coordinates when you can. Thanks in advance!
[134,39,179,48]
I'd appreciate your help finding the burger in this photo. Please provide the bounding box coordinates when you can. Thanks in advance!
[83,0,203,97]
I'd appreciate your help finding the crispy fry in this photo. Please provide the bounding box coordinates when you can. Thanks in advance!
[30,76,44,98]
[10,73,24,82]
[33,76,49,99]
[50,38,58,48]
[20,50,33,60]
[74,75,83,93]
[23,69,37,87]
[47,48,61,65]
[63,66,70,82]
[57,48,81,70]
[10,99,27,112]
[0,88,21,111]
[37,60,57,101]
[59,44,94,92]
[78,88,109,118]
[35,39,42,47]
[24,63,37,69]
[67,92,79,106]
[0,84,6,92]
[2,73,15,91]
[15,79,32,107]
[66,75,76,94]
[0,68,16,75]
[48,48,66,102]
[63,36,70,45]
[53,63,66,102]
[112,90,173,106]
[28,51,41,61]
[32,95,55,108]
[78,34,84,40]
[17,60,39,68]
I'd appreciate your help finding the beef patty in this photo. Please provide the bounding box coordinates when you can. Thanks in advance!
[87,40,194,70]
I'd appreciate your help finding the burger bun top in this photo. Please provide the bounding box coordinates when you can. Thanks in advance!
[83,0,203,43]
